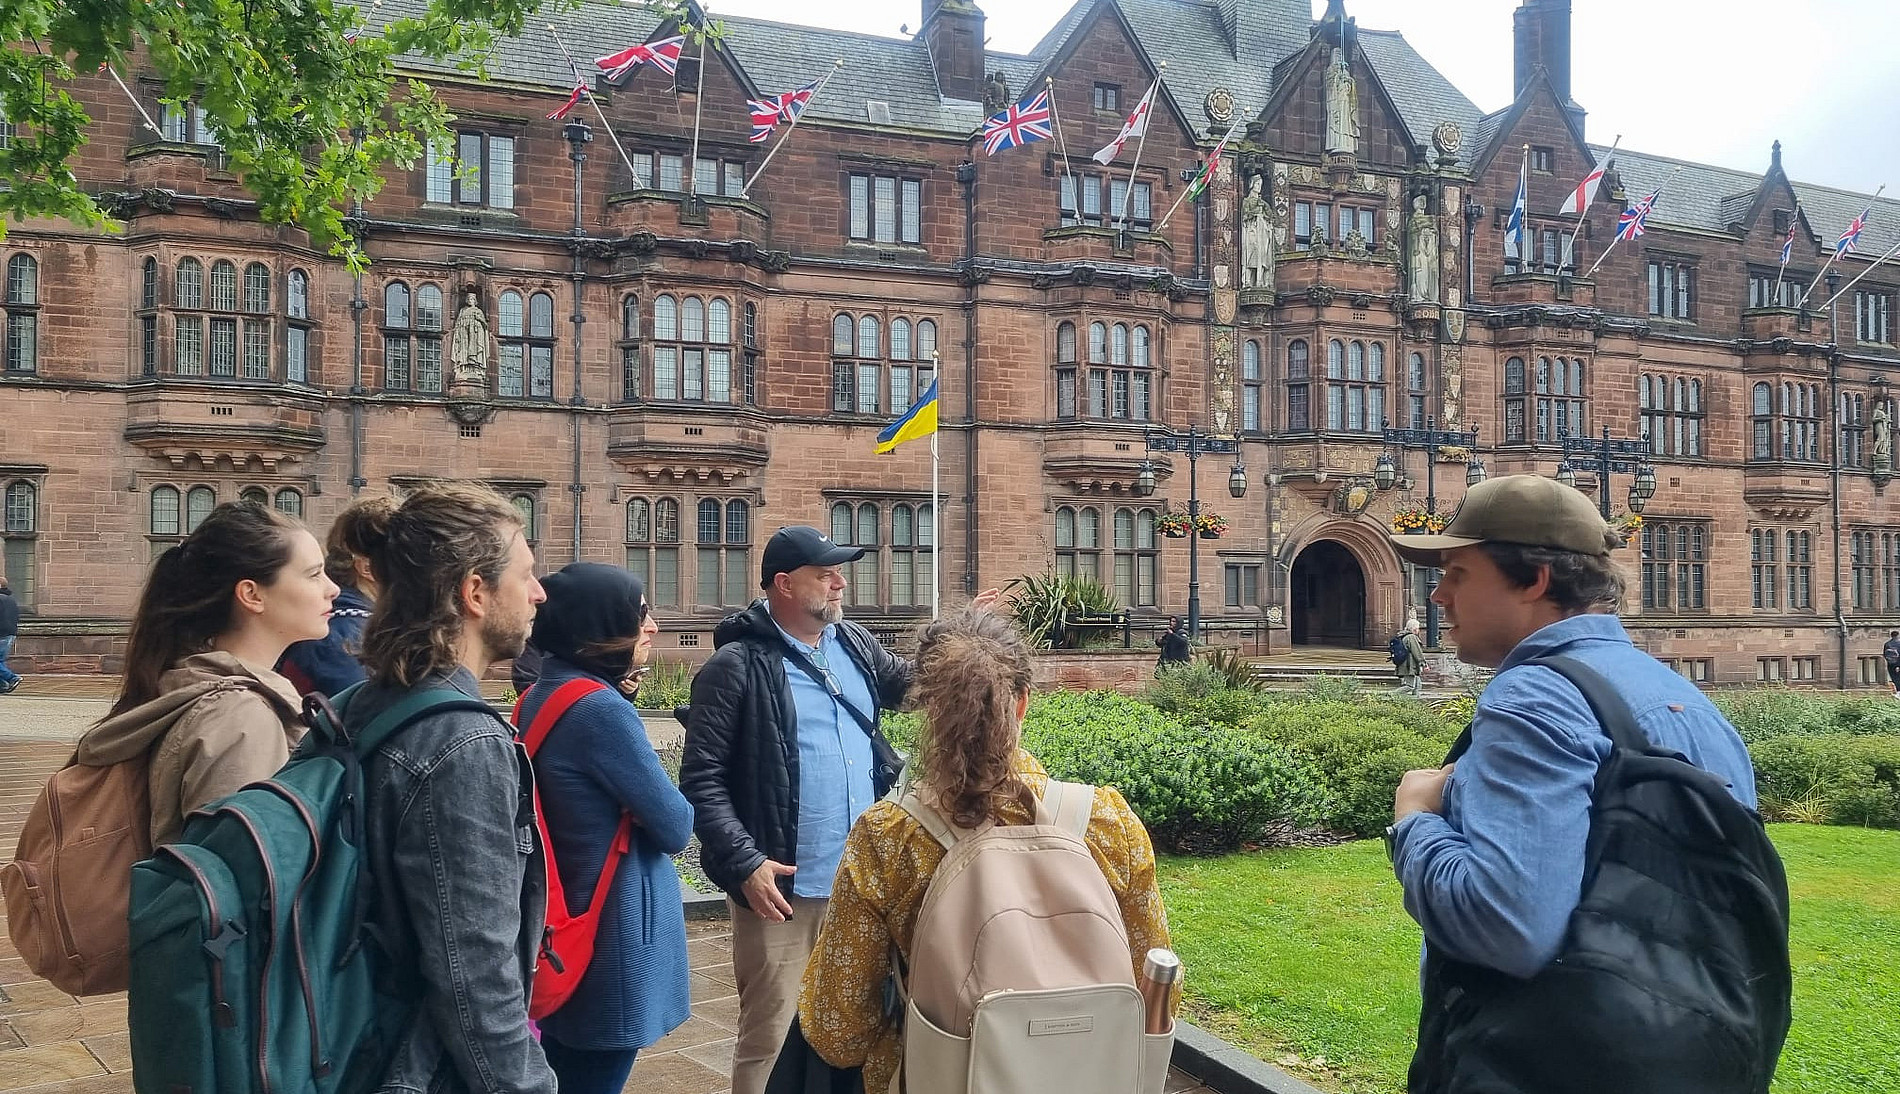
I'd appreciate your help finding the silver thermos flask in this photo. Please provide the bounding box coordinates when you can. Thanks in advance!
[1138,948,1182,1034]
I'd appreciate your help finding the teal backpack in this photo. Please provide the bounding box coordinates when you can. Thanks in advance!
[127,685,499,1094]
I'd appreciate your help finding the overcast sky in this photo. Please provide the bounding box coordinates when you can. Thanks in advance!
[700,0,1899,195]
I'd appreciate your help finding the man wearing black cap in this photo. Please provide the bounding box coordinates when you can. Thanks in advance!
[1384,475,1784,1093]
[679,526,924,1094]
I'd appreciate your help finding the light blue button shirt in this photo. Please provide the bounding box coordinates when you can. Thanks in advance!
[774,621,878,899]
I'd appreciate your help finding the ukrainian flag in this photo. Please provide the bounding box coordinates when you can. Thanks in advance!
[875,378,938,454]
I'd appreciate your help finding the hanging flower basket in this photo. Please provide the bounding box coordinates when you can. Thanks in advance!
[1157,511,1192,538]
[1195,512,1229,539]
[1609,511,1642,549]
[1390,505,1448,535]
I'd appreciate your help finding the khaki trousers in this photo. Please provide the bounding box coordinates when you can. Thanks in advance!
[727,895,828,1094]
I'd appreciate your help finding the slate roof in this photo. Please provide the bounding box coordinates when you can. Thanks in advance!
[358,0,1895,246]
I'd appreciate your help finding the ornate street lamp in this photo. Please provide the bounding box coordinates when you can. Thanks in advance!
[1373,451,1397,492]
[1555,460,1577,489]
[1628,461,1657,514]
[1466,458,1488,487]
[1133,461,1157,497]
[1228,461,1249,499]
[1142,426,1241,639]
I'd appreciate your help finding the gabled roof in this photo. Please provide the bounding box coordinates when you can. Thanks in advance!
[1604,146,1900,258]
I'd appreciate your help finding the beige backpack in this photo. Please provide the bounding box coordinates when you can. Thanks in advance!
[891,780,1173,1094]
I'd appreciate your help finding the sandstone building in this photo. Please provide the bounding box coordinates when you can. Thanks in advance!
[3,0,1898,684]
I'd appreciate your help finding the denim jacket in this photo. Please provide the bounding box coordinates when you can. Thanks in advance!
[352,667,556,1094]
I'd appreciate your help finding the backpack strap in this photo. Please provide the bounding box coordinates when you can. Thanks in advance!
[893,787,978,850]
[1037,779,1097,838]
[512,678,611,755]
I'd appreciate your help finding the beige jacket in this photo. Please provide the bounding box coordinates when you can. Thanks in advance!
[75,651,305,845]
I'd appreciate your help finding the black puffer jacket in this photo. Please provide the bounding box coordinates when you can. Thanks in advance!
[680,601,912,907]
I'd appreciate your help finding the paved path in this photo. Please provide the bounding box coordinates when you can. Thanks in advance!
[0,691,1212,1094]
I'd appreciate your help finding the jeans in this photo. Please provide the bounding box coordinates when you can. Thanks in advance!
[0,635,19,686]
[540,1036,638,1094]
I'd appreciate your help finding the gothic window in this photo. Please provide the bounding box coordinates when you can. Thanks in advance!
[624,497,682,607]
[1286,340,1311,431]
[383,281,444,394]
[1054,505,1102,581]
[647,294,734,404]
[4,253,36,373]
[1112,507,1158,607]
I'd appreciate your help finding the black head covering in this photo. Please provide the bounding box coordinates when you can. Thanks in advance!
[530,562,648,682]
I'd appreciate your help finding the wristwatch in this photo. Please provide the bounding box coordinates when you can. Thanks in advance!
[1383,821,1402,867]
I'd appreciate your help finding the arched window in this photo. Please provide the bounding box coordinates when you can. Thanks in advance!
[417,284,443,331]
[1111,506,1158,606]
[273,489,303,518]
[1327,341,1382,431]
[917,319,938,361]
[1057,322,1077,363]
[698,498,753,607]
[4,254,37,373]
[1088,322,1107,364]
[683,297,706,342]
[150,486,181,536]
[529,292,554,339]
[385,282,411,328]
[240,486,269,506]
[725,500,750,544]
[831,502,854,545]
[708,299,731,344]
[890,503,934,608]
[209,260,238,311]
[891,318,912,361]
[654,295,679,341]
[141,258,159,309]
[1327,339,1345,379]
[506,494,535,543]
[1055,505,1101,580]
[697,498,721,543]
[1286,339,1311,431]
[857,315,880,358]
[1241,340,1263,431]
[623,497,679,606]
[1055,322,1079,418]
[1368,342,1385,381]
[185,486,216,533]
[851,502,881,607]
[626,498,651,542]
[287,270,308,319]
[1348,340,1365,380]
[1502,356,1528,442]
[1111,324,1129,367]
[176,258,204,309]
[832,313,854,356]
[243,263,271,313]
[1133,326,1150,368]
[622,295,640,341]
[1752,382,1773,460]
[498,292,523,338]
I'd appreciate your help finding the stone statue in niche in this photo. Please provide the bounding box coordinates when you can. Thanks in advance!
[450,291,492,390]
[1407,194,1441,303]
[1874,401,1893,470]
[1324,47,1360,155]
[983,71,1012,116]
[1240,173,1275,291]
[1442,352,1464,426]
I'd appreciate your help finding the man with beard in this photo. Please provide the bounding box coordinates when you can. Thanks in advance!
[681,526,920,1094]
[347,481,554,1094]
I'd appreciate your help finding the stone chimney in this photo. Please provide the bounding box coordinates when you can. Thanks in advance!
[922,0,986,103]
[1513,0,1584,133]
[1217,0,1241,49]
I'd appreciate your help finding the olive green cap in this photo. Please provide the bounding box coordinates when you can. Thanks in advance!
[1388,474,1613,566]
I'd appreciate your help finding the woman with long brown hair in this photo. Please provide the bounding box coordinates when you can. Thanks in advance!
[794,609,1172,1092]
[75,500,336,843]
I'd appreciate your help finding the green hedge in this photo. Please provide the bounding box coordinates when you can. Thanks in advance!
[1712,688,1900,743]
[1753,733,1900,827]
[1249,700,1462,838]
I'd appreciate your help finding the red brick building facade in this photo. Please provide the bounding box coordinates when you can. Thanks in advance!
[3,0,1897,684]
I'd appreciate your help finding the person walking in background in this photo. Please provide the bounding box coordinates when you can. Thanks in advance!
[1154,616,1191,675]
[0,576,20,694]
[73,501,335,844]
[1396,618,1427,696]
[796,610,1172,1092]
[346,482,555,1094]
[1882,630,1900,698]
[517,563,693,1094]
[278,495,396,696]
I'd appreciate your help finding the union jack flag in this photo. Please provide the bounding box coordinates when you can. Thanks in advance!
[596,34,686,81]
[1780,206,1800,266]
[982,89,1053,156]
[748,81,818,144]
[546,84,586,121]
[1617,188,1662,241]
[1836,204,1872,257]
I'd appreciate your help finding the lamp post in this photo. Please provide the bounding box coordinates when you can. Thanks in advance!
[1379,417,1481,649]
[1133,425,1245,641]
[1555,426,1656,519]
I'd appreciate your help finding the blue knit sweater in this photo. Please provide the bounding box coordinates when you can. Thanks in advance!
[519,657,694,1051]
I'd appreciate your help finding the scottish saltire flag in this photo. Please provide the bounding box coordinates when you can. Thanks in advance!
[546,85,585,121]
[876,379,939,454]
[1184,127,1236,202]
[748,81,817,144]
[1780,207,1800,266]
[1092,81,1156,165]
[1558,160,1609,217]
[1617,188,1662,241]
[982,89,1053,155]
[1837,204,1873,257]
[597,34,686,80]
[1504,153,1528,258]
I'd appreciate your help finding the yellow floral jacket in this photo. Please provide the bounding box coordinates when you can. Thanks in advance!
[796,751,1172,1093]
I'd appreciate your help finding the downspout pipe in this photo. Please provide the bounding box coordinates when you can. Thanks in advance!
[567,121,593,563]
[1827,273,1847,688]
[348,127,369,496]
[958,158,979,595]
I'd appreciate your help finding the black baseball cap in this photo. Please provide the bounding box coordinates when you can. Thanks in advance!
[760,525,866,588]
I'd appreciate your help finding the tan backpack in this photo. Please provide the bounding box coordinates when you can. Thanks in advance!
[891,780,1173,1094]
[1,749,154,996]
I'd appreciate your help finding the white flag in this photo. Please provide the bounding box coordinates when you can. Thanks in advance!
[1558,163,1607,217]
[1092,81,1156,165]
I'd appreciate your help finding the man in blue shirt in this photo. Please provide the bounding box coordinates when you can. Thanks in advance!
[1386,475,1758,1071]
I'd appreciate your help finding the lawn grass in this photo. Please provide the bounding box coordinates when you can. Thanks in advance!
[1156,824,1900,1094]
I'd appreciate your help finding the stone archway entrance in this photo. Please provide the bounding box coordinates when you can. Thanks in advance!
[1290,540,1368,648]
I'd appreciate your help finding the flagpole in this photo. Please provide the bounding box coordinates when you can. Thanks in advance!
[1043,76,1083,225]
[1155,128,1229,233]
[1804,185,1886,306]
[688,26,709,196]
[1564,134,1618,274]
[105,66,163,135]
[1117,72,1162,232]
[741,60,844,200]
[931,430,940,620]
[547,25,648,187]
[1772,202,1802,306]
[1583,165,1683,280]
[1826,235,1900,305]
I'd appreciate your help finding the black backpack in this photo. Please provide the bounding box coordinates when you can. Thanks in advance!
[1410,655,1791,1094]
[1389,633,1409,666]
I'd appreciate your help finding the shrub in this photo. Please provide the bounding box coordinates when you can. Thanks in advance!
[1004,572,1120,649]
[1752,734,1900,828]
[1200,645,1263,691]
[634,659,694,711]
[1250,700,1462,838]
[1297,674,1366,703]
[1713,688,1900,743]
[1144,662,1268,728]
[1021,691,1322,852]
[882,710,922,753]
